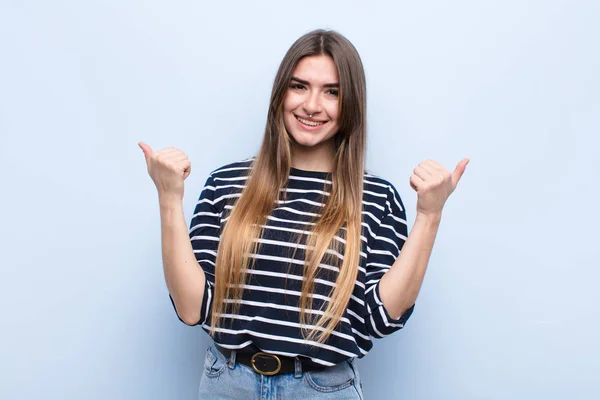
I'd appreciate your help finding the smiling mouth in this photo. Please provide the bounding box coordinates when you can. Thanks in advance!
[295,115,327,127]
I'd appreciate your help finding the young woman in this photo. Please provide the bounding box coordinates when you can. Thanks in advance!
[139,29,468,399]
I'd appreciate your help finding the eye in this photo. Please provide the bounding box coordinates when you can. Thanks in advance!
[290,83,305,90]
[327,89,339,97]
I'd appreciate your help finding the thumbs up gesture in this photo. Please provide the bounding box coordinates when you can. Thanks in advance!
[138,142,192,201]
[410,158,470,217]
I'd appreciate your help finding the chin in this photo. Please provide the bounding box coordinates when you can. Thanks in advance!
[290,132,333,148]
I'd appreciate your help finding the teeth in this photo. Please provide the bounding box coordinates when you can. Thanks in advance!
[297,116,325,127]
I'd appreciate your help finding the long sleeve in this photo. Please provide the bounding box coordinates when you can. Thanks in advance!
[169,174,220,326]
[363,183,415,338]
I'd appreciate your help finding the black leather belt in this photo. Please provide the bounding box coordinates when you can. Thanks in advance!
[214,343,327,376]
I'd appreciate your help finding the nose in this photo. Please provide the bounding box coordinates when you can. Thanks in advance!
[303,91,322,116]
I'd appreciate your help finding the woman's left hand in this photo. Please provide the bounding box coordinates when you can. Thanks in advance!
[410,158,470,217]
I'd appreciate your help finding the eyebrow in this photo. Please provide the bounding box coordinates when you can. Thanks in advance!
[291,76,339,88]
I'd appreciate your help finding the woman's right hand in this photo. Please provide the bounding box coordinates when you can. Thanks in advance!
[138,142,191,201]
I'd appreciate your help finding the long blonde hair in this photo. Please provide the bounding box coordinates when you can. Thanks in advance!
[208,29,367,345]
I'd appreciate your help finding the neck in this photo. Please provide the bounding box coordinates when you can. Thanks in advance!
[290,138,336,172]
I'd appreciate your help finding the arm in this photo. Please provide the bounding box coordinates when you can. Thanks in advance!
[159,194,206,326]
[379,158,469,320]
[362,187,414,338]
[378,212,440,319]
[138,142,219,327]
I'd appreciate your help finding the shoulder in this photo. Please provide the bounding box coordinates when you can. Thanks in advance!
[363,170,406,216]
[196,158,254,204]
[207,157,255,180]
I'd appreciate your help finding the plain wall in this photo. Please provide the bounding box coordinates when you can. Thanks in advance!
[1,1,598,399]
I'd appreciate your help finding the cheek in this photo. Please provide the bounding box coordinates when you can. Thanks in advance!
[282,97,292,113]
[283,93,301,113]
[326,103,340,123]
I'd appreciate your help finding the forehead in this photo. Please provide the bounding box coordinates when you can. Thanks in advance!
[292,55,338,84]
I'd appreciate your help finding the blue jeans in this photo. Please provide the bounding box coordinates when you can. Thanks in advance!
[198,341,364,399]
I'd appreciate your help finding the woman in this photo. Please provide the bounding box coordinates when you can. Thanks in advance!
[139,29,468,399]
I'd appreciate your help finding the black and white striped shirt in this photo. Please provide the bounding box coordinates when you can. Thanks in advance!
[170,158,415,367]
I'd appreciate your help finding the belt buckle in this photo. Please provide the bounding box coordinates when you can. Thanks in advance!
[251,352,282,376]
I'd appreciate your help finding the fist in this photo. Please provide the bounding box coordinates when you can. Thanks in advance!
[138,142,191,200]
[410,158,469,216]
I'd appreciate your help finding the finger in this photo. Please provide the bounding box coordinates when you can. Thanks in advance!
[419,162,439,177]
[156,148,182,158]
[171,153,189,163]
[414,166,431,181]
[423,160,450,181]
[410,174,423,192]
[175,158,191,170]
[155,150,187,164]
[138,142,153,161]
[182,160,192,180]
[423,159,444,171]
[451,158,470,187]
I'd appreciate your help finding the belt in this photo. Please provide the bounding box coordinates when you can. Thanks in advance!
[214,343,327,376]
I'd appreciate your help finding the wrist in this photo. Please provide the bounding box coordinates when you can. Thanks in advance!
[415,211,442,225]
[158,192,183,208]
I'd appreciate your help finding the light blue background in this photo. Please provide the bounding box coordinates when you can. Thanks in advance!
[1,1,598,399]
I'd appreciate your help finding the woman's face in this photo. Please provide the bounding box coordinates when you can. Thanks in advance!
[282,55,340,151]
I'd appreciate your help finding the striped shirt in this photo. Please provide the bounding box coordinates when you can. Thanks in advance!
[170,158,415,367]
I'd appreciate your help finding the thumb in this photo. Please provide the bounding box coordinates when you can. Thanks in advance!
[451,158,470,187]
[138,142,153,162]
